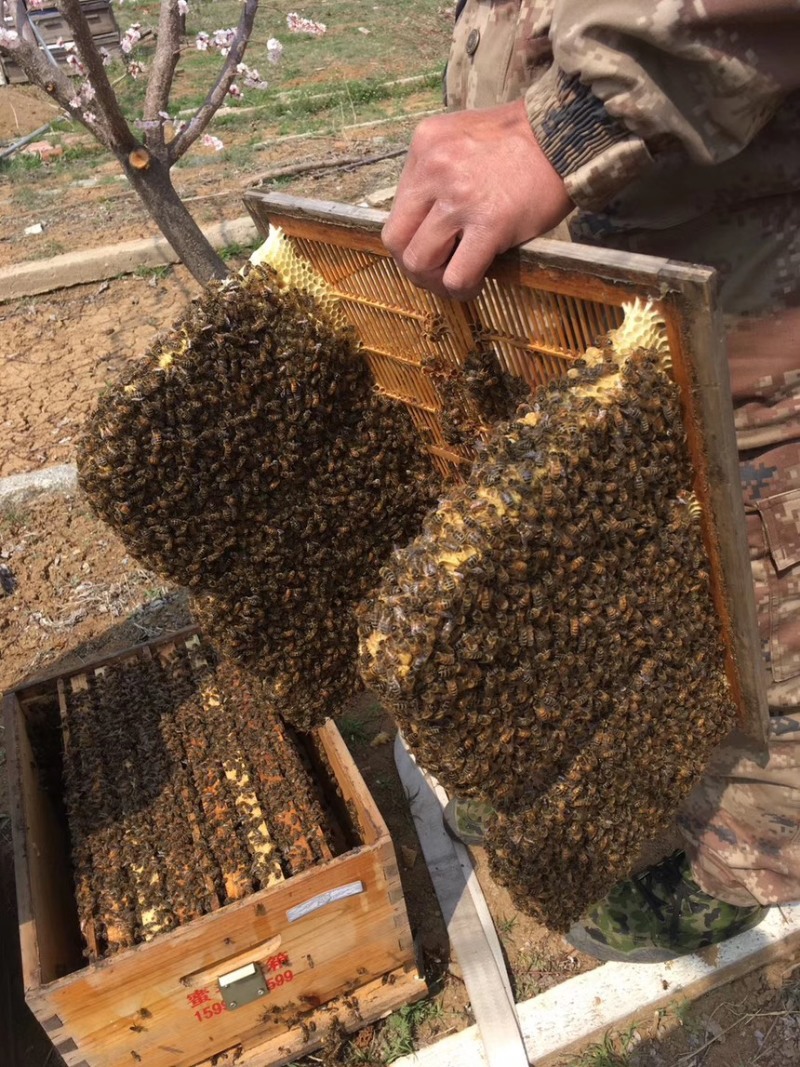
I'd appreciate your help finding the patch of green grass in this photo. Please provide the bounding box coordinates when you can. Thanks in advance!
[498,914,518,937]
[570,1025,640,1067]
[517,949,550,972]
[134,264,172,280]
[28,238,68,260]
[212,109,260,130]
[672,998,704,1036]
[266,70,440,124]
[219,240,259,261]
[2,152,44,176]
[9,182,49,210]
[0,504,30,532]
[222,143,261,171]
[377,1000,445,1063]
[112,0,449,138]
[336,714,371,745]
[56,141,105,165]
[336,697,384,747]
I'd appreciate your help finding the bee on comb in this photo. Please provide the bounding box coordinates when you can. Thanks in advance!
[357,301,736,930]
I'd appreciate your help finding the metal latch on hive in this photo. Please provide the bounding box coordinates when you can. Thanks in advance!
[218,962,268,1009]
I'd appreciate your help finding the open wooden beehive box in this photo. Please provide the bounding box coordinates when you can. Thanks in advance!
[5,627,425,1067]
[244,190,769,744]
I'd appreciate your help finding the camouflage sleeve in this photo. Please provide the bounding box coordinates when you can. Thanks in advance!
[529,0,800,210]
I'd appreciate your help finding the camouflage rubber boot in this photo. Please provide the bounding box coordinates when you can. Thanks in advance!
[442,798,496,846]
[567,851,767,963]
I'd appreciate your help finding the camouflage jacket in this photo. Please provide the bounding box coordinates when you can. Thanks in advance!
[446,1,800,695]
[446,0,800,436]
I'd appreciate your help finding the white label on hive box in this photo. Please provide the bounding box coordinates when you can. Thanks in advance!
[286,881,365,922]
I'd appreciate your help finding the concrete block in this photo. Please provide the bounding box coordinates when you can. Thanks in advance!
[0,215,259,303]
[0,464,78,508]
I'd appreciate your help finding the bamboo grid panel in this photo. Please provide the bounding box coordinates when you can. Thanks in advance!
[244,191,769,744]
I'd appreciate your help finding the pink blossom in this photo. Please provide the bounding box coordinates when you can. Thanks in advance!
[201,134,224,152]
[236,62,268,90]
[266,37,283,64]
[211,27,236,55]
[128,60,145,79]
[195,31,209,50]
[66,53,86,75]
[0,28,20,48]
[177,0,188,14]
[69,95,82,110]
[120,22,142,53]
[286,12,326,36]
[227,82,242,99]
[83,111,98,126]
[100,46,112,65]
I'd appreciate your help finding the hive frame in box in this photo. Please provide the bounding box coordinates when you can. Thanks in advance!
[243,191,769,745]
[5,626,425,1067]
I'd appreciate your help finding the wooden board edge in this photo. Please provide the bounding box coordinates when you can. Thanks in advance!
[532,915,800,1066]
[195,962,427,1067]
[391,905,800,1067]
[661,282,769,744]
[316,720,389,848]
[5,625,200,700]
[243,190,718,302]
[3,690,42,995]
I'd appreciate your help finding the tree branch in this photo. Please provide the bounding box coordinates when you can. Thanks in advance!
[59,0,138,152]
[0,33,113,150]
[168,0,259,165]
[142,0,182,157]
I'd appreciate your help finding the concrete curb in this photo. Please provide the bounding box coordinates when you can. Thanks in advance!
[0,215,259,303]
[0,464,78,508]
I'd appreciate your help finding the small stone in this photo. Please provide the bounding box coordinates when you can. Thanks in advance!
[400,845,417,868]
[22,140,63,163]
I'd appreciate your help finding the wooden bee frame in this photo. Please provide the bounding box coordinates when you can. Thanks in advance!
[244,191,768,744]
[5,627,425,1067]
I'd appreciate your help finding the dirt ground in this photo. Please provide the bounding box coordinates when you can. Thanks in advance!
[2,85,800,1067]
[0,83,431,270]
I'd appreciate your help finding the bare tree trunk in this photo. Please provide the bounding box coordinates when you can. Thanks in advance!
[122,153,229,285]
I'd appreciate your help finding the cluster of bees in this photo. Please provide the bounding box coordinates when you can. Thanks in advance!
[61,635,335,957]
[358,326,737,930]
[77,233,735,932]
[77,263,438,729]
[424,348,530,448]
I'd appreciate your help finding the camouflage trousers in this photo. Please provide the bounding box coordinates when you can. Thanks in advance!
[678,716,800,907]
[677,435,800,907]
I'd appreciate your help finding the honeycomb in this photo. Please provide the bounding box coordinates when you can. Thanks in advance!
[61,637,336,957]
[250,224,345,327]
[77,242,439,729]
[357,304,737,931]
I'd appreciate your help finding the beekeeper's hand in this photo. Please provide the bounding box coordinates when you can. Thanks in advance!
[382,99,573,302]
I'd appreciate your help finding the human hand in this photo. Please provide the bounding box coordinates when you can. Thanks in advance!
[382,99,573,301]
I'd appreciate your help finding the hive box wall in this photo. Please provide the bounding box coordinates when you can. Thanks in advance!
[6,631,424,1067]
